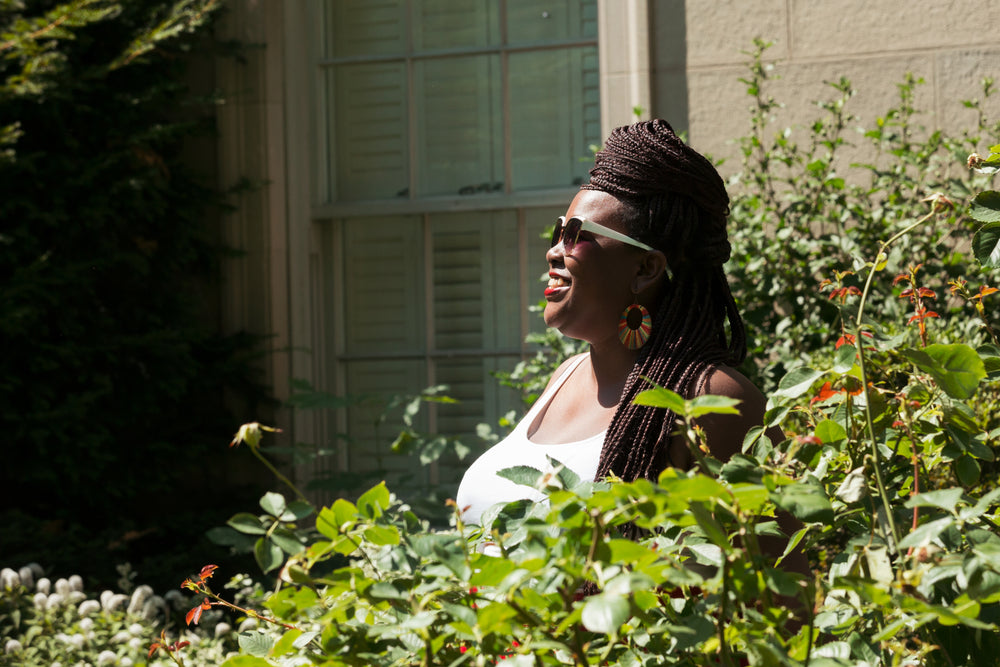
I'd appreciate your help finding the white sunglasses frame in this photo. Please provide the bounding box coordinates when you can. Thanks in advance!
[553,216,655,252]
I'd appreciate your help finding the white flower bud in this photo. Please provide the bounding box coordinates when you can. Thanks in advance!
[69,633,86,650]
[103,594,128,612]
[68,591,86,604]
[36,577,51,595]
[141,595,166,621]
[127,636,142,651]
[47,593,66,609]
[214,622,232,638]
[54,632,70,644]
[127,585,152,616]
[100,590,113,607]
[1,568,20,590]
[78,599,102,617]
[55,578,71,596]
[68,575,84,593]
[128,623,145,637]
[238,617,258,632]
[120,659,133,667]
[17,566,34,589]
[111,631,131,644]
[79,617,94,633]
[4,639,23,654]
[33,592,48,610]
[97,650,117,665]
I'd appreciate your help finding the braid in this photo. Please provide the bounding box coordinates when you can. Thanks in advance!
[582,119,746,485]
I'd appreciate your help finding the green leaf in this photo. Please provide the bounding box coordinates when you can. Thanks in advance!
[269,628,303,657]
[898,517,953,550]
[970,191,1000,223]
[773,367,825,399]
[260,491,286,517]
[254,537,285,573]
[815,419,847,444]
[688,502,731,550]
[770,483,833,523]
[581,592,630,634]
[363,524,401,546]
[220,657,273,667]
[228,513,267,535]
[973,221,1000,268]
[905,488,964,512]
[270,527,305,555]
[955,454,981,486]
[238,631,275,657]
[688,394,741,418]
[633,386,685,412]
[357,482,390,519]
[902,344,985,399]
[496,465,543,488]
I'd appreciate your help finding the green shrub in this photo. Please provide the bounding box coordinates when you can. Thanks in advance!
[0,1,269,589]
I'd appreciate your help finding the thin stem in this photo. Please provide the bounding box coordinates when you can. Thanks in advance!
[249,445,309,503]
[853,207,938,552]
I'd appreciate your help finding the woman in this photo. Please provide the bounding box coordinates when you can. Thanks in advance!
[457,119,781,531]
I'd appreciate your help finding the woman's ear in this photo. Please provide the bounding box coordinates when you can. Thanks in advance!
[633,250,669,293]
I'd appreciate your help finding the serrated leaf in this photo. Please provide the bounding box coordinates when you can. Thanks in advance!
[970,191,1000,223]
[228,513,267,535]
[633,386,685,412]
[581,592,630,634]
[357,482,391,519]
[903,344,985,399]
[260,491,286,517]
[238,631,274,657]
[254,537,284,573]
[973,221,1000,268]
[773,367,825,399]
[496,465,543,488]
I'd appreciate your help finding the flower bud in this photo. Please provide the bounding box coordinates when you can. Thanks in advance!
[97,650,117,665]
[78,599,101,617]
[54,578,70,596]
[4,639,23,654]
[17,567,34,590]
[0,569,20,590]
[46,593,66,610]
[127,585,152,616]
[33,592,47,610]
[36,577,51,595]
[68,575,84,593]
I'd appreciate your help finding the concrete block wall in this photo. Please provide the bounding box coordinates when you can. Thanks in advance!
[652,0,1000,180]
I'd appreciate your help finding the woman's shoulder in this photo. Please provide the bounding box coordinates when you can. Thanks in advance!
[693,364,777,462]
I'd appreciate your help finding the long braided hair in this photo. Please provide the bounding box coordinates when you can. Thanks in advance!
[583,119,746,484]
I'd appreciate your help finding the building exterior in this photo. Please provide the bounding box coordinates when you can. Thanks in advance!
[212,1,1000,499]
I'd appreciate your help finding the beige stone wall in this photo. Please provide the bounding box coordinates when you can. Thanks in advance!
[653,0,1000,180]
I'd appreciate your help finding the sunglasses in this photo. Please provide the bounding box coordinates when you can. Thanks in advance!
[551,216,654,252]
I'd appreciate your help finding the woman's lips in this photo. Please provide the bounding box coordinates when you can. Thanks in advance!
[544,273,569,298]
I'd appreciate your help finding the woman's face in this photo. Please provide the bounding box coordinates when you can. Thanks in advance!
[544,189,648,346]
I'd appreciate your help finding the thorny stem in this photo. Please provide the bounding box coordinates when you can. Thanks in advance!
[854,206,940,552]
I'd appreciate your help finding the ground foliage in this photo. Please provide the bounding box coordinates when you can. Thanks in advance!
[0,0,268,589]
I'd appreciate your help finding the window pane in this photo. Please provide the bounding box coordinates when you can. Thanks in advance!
[330,63,409,201]
[505,0,597,44]
[342,216,424,355]
[508,47,600,190]
[414,56,503,197]
[414,1,500,51]
[325,0,405,58]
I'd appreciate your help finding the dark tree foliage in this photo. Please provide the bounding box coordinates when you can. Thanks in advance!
[0,1,268,586]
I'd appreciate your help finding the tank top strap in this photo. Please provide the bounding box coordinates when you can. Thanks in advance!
[513,353,588,434]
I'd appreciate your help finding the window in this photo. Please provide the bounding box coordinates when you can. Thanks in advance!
[312,1,598,499]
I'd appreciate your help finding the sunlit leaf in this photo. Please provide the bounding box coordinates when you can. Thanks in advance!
[970,191,1000,223]
[238,631,274,658]
[496,465,544,488]
[773,367,825,399]
[580,592,630,634]
[260,492,286,517]
[902,344,986,399]
[770,483,833,523]
[973,221,1000,268]
[227,513,267,535]
[633,386,685,412]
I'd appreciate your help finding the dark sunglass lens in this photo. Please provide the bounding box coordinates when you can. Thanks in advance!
[550,219,564,248]
[563,218,581,249]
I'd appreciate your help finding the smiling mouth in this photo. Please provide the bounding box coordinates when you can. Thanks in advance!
[547,276,569,289]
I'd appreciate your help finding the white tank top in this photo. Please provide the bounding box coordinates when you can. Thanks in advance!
[455,354,605,525]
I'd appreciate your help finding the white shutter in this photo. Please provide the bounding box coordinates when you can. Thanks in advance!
[326,0,404,57]
[414,56,502,197]
[508,47,600,190]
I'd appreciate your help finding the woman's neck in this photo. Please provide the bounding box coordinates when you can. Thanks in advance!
[586,341,641,408]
